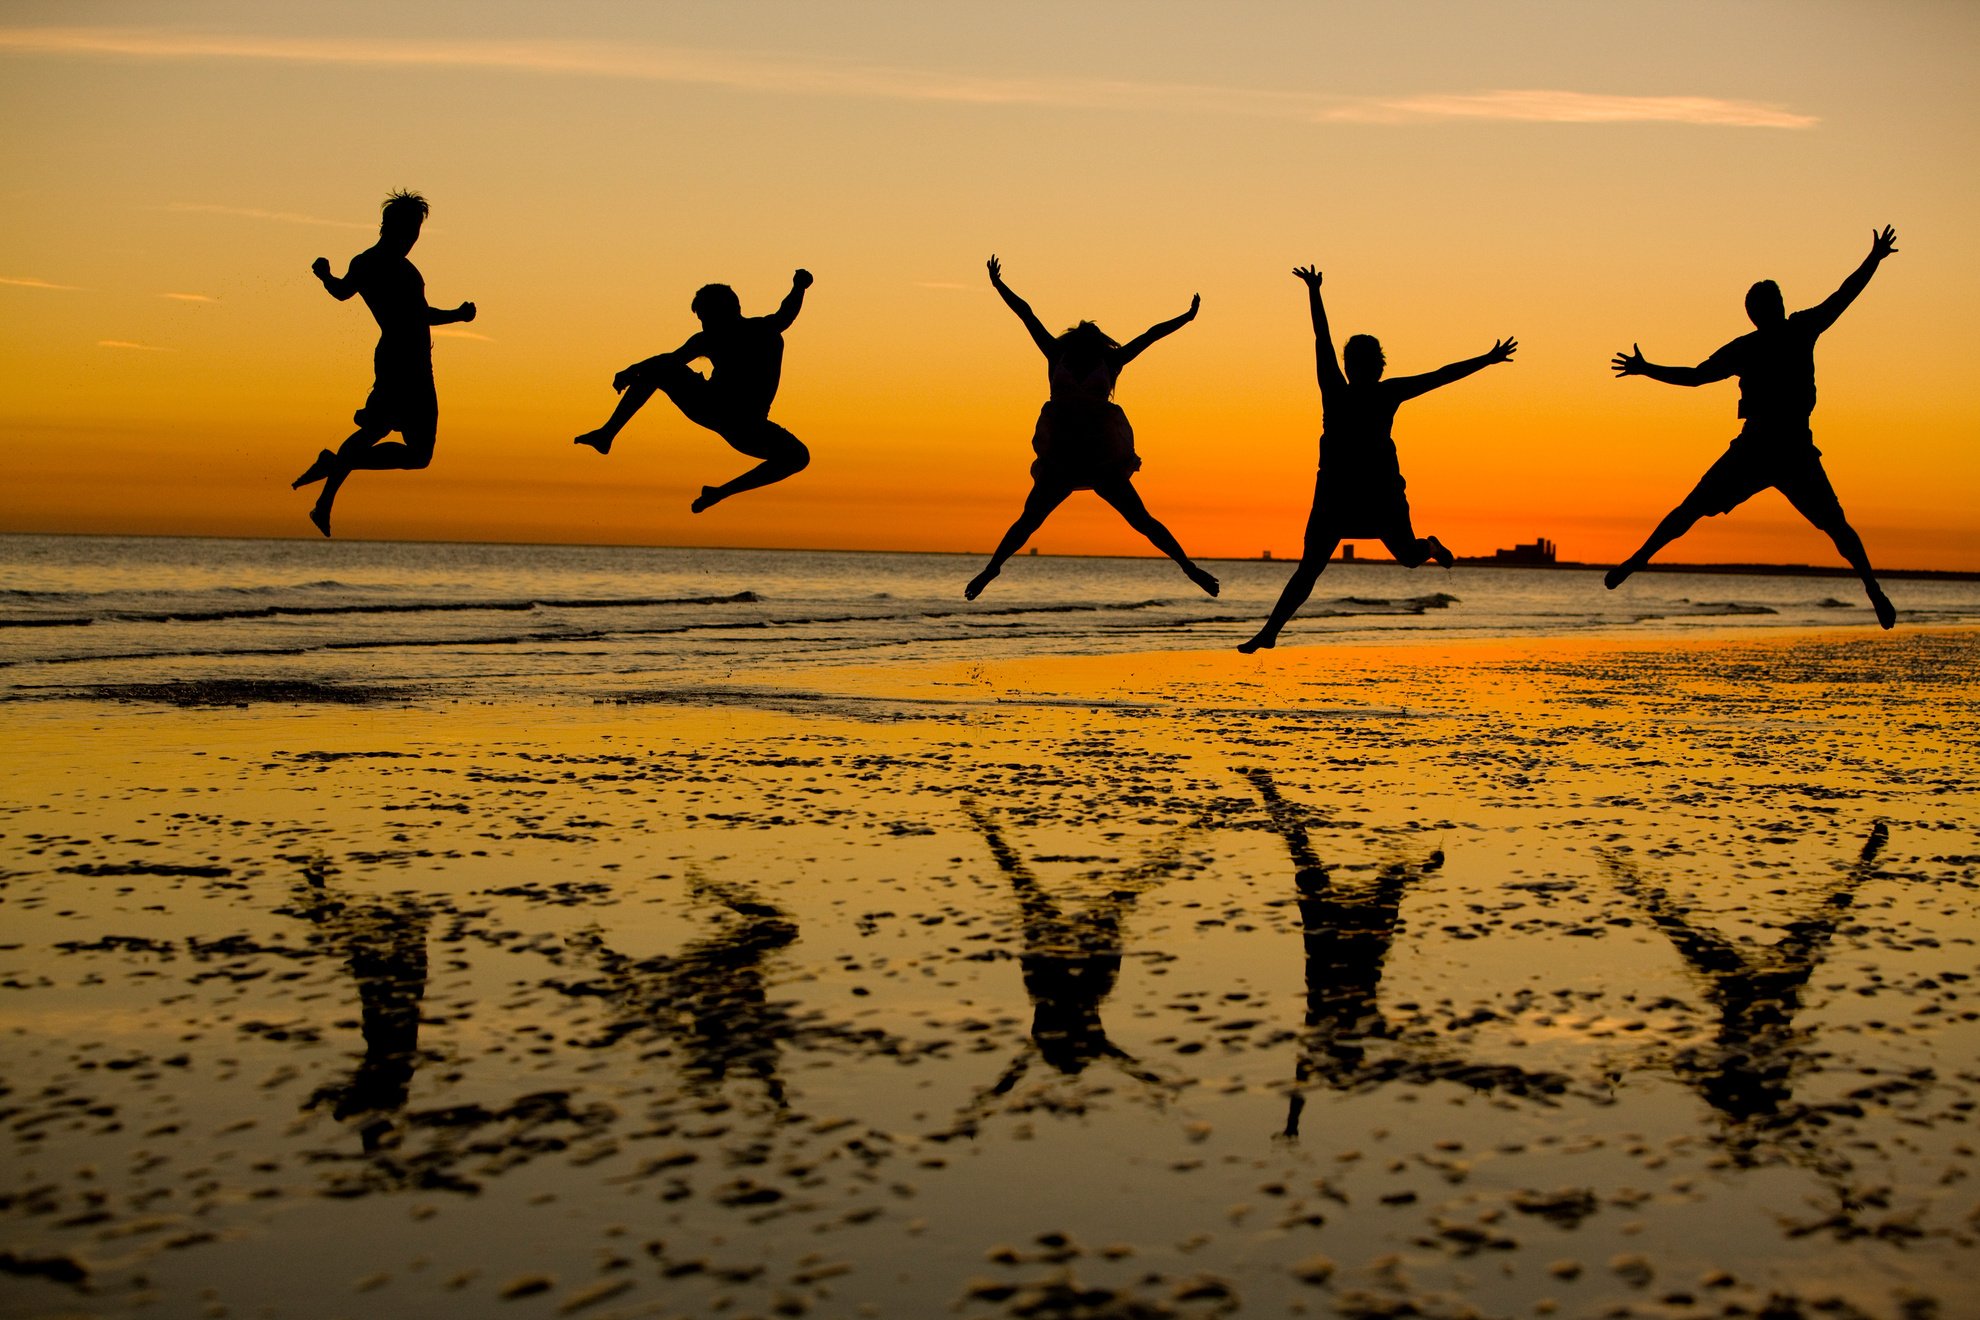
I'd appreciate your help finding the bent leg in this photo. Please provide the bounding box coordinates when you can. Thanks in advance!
[575,380,657,455]
[692,422,811,513]
[310,426,435,538]
[967,481,1073,599]
[1240,525,1341,653]
[1092,480,1218,597]
[1781,466,1894,628]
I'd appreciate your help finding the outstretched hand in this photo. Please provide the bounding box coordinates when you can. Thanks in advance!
[1486,336,1517,365]
[456,302,476,323]
[1292,265,1322,289]
[986,254,1004,285]
[793,268,814,289]
[1869,225,1898,261]
[1611,343,1646,377]
[1184,293,1200,320]
[311,257,331,279]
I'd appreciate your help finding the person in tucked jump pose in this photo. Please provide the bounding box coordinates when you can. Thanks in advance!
[964,255,1219,601]
[575,270,813,514]
[1607,227,1899,629]
[293,191,476,537]
[1239,266,1515,653]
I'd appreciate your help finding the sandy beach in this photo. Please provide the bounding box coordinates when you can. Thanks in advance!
[3,627,1976,1319]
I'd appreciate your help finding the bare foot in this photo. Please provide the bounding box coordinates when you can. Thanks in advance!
[1870,589,1896,630]
[308,503,332,538]
[574,431,612,455]
[690,485,722,514]
[292,449,336,489]
[1236,632,1274,654]
[1425,535,1455,569]
[964,569,997,601]
[1186,565,1220,597]
[1604,561,1639,590]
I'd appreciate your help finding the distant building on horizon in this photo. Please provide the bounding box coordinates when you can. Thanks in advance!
[1490,537,1556,565]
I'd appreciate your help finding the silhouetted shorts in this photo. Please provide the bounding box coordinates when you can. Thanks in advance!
[354,351,437,436]
[1307,469,1415,546]
[644,362,799,459]
[1686,432,1844,522]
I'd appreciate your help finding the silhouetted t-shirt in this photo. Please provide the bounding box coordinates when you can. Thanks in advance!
[1317,378,1405,492]
[697,318,788,420]
[1700,311,1822,440]
[349,248,433,367]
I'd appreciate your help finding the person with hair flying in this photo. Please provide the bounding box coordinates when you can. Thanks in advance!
[292,191,476,537]
[965,255,1218,601]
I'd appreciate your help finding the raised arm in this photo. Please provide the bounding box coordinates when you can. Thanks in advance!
[311,255,359,301]
[1611,342,1734,387]
[1117,294,1200,366]
[1391,337,1517,401]
[1293,266,1342,390]
[1802,225,1897,335]
[767,268,813,331]
[986,255,1056,357]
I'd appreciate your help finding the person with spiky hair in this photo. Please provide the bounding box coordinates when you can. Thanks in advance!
[575,270,814,514]
[292,190,477,536]
[1607,227,1900,628]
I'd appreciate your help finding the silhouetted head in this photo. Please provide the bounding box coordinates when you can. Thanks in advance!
[1343,334,1386,385]
[1745,280,1785,327]
[691,283,743,327]
[1055,321,1119,374]
[378,190,427,253]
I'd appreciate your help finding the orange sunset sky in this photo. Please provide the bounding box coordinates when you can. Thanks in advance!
[3,2,1977,568]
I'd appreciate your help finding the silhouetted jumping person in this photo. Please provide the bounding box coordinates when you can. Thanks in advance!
[964,256,1219,601]
[575,270,813,513]
[1240,267,1514,653]
[1607,227,1900,628]
[292,190,476,537]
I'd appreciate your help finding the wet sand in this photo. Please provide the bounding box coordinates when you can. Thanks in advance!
[3,629,1977,1319]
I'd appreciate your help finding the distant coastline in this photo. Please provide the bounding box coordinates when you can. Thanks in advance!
[1441,558,1980,583]
[1,529,1975,582]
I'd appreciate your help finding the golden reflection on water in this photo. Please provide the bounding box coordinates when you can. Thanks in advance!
[2,629,1976,1317]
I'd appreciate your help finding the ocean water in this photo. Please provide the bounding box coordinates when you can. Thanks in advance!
[2,533,1976,701]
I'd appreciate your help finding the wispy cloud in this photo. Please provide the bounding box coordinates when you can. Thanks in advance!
[0,26,1817,129]
[2,275,79,290]
[1327,90,1816,129]
[432,326,492,341]
[165,201,369,230]
[98,339,172,351]
[160,291,216,302]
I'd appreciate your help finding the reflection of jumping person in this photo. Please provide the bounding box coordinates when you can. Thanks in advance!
[1608,227,1899,629]
[1240,267,1514,653]
[292,191,476,537]
[1604,821,1888,1149]
[964,256,1219,601]
[575,271,813,513]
